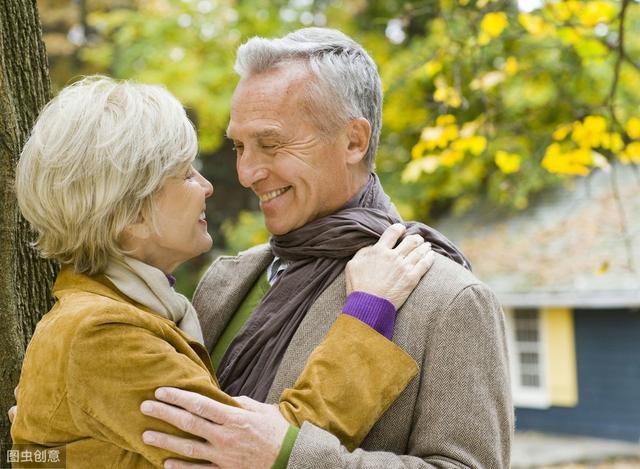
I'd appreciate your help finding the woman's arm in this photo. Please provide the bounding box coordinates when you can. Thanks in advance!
[278,314,418,450]
[66,315,238,467]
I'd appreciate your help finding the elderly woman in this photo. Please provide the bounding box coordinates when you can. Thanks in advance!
[11,77,432,468]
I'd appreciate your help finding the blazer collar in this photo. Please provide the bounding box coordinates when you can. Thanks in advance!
[193,244,274,352]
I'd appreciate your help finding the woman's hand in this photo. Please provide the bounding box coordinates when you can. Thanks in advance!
[346,223,435,309]
[8,387,17,424]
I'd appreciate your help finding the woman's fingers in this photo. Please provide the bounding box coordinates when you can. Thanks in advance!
[8,405,17,424]
[411,250,435,278]
[375,223,406,249]
[404,242,432,265]
[346,225,437,309]
[394,234,425,258]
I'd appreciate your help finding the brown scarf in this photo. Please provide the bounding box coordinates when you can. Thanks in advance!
[217,174,470,401]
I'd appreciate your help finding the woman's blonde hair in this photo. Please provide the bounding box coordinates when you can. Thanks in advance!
[15,76,198,274]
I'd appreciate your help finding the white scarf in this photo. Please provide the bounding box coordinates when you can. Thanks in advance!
[104,256,205,344]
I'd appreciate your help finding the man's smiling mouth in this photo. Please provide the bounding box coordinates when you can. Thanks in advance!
[259,186,291,203]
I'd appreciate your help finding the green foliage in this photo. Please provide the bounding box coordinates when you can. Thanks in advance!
[221,211,270,254]
[49,0,640,243]
[82,0,309,150]
[370,0,640,218]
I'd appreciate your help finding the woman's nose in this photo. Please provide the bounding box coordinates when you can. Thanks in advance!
[197,171,214,198]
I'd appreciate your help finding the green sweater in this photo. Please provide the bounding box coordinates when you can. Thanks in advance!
[210,274,298,469]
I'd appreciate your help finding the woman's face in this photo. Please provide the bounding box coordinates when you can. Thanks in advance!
[132,165,214,273]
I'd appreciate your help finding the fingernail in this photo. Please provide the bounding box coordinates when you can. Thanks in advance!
[155,388,168,399]
[140,402,153,414]
[165,462,173,469]
[143,432,155,443]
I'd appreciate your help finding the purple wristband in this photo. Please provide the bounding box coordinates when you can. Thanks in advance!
[342,291,396,340]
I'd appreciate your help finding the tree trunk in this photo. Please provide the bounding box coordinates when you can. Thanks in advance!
[0,0,58,451]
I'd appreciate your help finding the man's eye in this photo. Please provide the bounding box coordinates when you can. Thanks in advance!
[232,144,244,153]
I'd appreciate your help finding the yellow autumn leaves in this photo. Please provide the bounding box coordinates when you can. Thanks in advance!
[403,0,636,185]
[495,151,521,174]
[479,12,508,45]
[477,1,617,43]
[404,115,502,182]
[543,116,640,175]
[405,110,640,182]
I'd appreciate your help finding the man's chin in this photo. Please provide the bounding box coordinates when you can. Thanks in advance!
[265,219,293,237]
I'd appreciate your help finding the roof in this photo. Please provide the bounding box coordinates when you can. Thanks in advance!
[436,165,640,308]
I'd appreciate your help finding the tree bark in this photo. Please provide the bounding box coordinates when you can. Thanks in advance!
[0,0,58,451]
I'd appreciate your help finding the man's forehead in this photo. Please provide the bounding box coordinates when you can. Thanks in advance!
[226,125,283,139]
[227,69,312,138]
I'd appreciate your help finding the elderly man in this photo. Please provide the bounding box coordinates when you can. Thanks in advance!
[142,27,513,468]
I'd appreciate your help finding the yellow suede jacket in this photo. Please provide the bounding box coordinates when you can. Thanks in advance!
[12,268,417,468]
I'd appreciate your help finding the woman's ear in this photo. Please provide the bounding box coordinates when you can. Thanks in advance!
[119,219,151,252]
[344,118,372,165]
[123,222,151,240]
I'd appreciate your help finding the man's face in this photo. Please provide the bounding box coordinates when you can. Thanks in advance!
[227,65,360,235]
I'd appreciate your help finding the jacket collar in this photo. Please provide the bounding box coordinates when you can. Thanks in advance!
[53,266,213,365]
[53,266,155,315]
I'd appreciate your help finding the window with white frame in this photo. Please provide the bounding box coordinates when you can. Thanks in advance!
[505,308,550,408]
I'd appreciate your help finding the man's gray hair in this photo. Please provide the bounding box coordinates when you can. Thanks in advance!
[234,27,382,170]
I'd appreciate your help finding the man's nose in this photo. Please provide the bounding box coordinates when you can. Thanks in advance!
[236,148,268,188]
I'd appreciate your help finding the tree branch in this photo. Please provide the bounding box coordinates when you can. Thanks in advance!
[608,0,630,130]
[609,163,636,273]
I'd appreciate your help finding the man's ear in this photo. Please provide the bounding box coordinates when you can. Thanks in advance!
[344,118,372,165]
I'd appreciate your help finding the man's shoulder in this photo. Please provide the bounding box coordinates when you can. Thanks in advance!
[197,244,272,284]
[400,252,500,320]
[211,243,271,269]
[395,253,504,360]
[417,252,482,292]
[238,243,272,257]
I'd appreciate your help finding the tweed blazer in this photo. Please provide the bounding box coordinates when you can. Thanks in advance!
[194,244,514,468]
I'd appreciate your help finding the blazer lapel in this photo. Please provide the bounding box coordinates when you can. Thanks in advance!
[265,271,347,403]
[192,244,273,353]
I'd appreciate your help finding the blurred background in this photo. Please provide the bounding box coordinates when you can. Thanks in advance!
[38,0,639,466]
